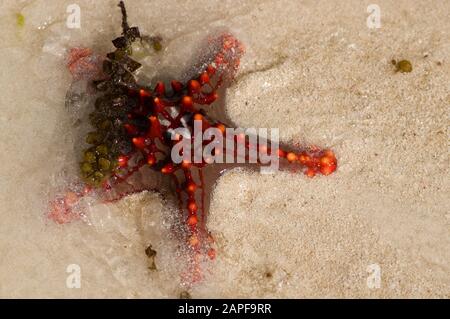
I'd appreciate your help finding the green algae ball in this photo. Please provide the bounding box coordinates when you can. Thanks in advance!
[84,151,96,163]
[81,162,93,174]
[98,158,111,171]
[396,59,413,73]
[96,144,108,156]
[86,132,102,144]
[16,13,25,27]
[94,171,104,181]
[99,120,112,130]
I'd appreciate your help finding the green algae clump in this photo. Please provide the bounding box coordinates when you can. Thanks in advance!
[16,13,25,27]
[392,59,413,73]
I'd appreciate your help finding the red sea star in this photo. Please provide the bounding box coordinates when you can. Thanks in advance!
[49,1,337,287]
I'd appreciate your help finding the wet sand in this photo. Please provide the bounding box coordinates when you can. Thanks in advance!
[0,0,448,297]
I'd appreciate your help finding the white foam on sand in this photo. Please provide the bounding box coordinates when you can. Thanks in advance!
[0,0,448,297]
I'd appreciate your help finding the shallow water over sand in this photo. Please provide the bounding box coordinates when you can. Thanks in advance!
[0,0,449,297]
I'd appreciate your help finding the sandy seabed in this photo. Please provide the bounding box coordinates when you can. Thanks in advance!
[0,0,448,298]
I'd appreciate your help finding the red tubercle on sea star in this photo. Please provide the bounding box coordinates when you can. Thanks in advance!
[48,1,337,288]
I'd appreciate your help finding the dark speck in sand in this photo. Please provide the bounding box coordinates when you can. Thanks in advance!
[179,291,191,299]
[145,245,157,270]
